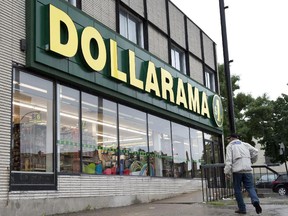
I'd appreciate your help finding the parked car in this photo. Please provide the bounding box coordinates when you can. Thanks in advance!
[272,174,288,196]
[255,173,278,188]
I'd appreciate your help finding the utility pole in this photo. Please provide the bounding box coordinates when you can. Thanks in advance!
[219,0,236,133]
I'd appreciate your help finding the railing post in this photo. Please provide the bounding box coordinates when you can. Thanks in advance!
[200,165,205,202]
[201,163,238,202]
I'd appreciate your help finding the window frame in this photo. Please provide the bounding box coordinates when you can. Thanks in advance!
[119,8,144,48]
[171,122,191,178]
[118,105,148,176]
[57,85,81,174]
[148,114,173,177]
[204,69,216,92]
[10,67,57,191]
[81,93,118,175]
[65,0,81,9]
[171,45,186,74]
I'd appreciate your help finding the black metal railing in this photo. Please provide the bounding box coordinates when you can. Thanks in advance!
[200,163,279,202]
[200,163,234,202]
[252,164,279,189]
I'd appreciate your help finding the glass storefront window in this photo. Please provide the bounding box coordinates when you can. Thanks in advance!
[57,85,80,173]
[203,133,224,188]
[204,133,221,164]
[190,129,204,178]
[118,105,147,176]
[204,140,213,164]
[148,115,172,177]
[11,71,223,182]
[172,123,191,178]
[12,71,54,173]
[11,69,55,190]
[81,93,117,175]
[10,69,225,191]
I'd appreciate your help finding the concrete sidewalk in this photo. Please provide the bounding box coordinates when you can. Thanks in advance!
[52,190,288,216]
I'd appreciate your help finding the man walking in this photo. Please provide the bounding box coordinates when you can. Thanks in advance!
[224,134,262,214]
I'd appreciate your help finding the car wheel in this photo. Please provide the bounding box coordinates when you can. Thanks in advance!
[277,187,287,196]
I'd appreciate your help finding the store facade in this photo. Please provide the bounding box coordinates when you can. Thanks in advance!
[0,0,223,215]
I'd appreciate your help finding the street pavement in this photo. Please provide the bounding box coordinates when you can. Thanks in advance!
[51,190,288,216]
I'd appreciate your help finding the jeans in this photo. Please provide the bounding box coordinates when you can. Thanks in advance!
[233,172,259,212]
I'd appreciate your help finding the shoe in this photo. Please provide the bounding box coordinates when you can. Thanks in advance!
[235,210,247,214]
[253,202,262,214]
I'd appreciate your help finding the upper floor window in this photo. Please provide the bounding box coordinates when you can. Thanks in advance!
[205,69,216,92]
[171,45,186,74]
[120,9,144,48]
[65,0,81,9]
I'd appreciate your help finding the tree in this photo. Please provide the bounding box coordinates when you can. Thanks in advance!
[240,94,273,145]
[219,63,288,165]
[258,94,288,163]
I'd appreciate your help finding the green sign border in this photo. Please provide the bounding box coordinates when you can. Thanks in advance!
[26,0,223,133]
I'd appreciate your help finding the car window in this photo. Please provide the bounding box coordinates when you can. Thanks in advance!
[260,175,268,181]
[268,174,277,181]
[259,174,277,182]
[278,175,288,181]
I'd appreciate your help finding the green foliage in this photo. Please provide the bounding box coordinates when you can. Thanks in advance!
[219,63,288,164]
[218,63,240,143]
[258,94,288,163]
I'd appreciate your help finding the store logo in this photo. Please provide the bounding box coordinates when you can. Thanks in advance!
[212,95,224,127]
[46,4,223,127]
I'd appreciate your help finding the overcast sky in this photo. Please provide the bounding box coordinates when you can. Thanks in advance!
[171,0,288,100]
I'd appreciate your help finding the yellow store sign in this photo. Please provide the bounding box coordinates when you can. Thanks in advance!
[29,3,223,129]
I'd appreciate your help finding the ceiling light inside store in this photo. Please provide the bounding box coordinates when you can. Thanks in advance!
[15,102,147,136]
[13,81,47,93]
[13,101,47,112]
[60,94,77,101]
